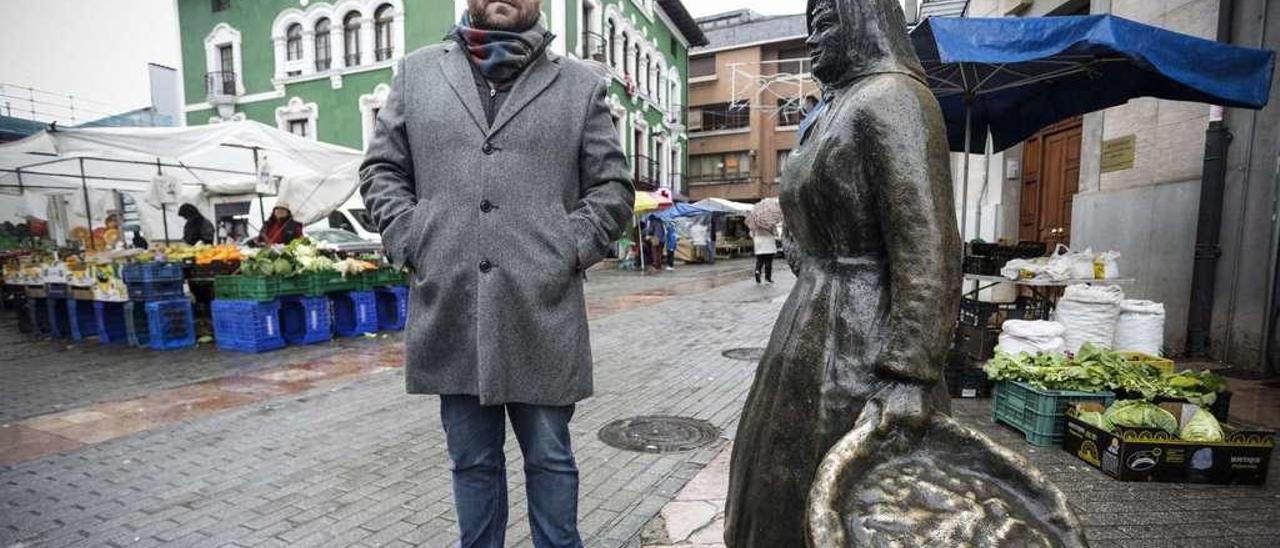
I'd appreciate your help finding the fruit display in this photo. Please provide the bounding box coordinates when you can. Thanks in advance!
[334,257,378,278]
[239,239,335,277]
[195,245,244,265]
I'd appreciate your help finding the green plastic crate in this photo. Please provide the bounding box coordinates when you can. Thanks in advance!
[992,381,1115,447]
[357,268,408,290]
[275,275,310,297]
[305,271,358,295]
[214,275,279,302]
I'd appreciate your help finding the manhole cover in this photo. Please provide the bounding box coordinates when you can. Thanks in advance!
[722,347,765,361]
[598,416,721,454]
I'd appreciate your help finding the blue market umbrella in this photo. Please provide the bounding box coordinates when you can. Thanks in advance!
[910,14,1274,239]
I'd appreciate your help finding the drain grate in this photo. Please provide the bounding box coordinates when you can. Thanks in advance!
[598,415,721,454]
[722,347,765,362]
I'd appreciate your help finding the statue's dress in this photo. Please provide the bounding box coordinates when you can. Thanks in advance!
[724,72,958,548]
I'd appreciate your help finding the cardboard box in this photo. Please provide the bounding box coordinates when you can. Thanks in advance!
[1063,402,1275,485]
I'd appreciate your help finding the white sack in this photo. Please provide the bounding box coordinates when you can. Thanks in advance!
[1054,284,1124,353]
[999,320,1068,356]
[1114,299,1166,356]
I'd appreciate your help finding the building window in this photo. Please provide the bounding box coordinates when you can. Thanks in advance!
[693,103,749,132]
[621,34,630,76]
[212,0,229,12]
[374,4,394,61]
[359,83,391,150]
[344,12,362,67]
[689,152,752,184]
[214,44,235,94]
[285,23,303,61]
[777,99,804,126]
[777,150,792,177]
[288,119,309,138]
[776,45,811,75]
[690,55,716,78]
[315,18,332,71]
[606,21,616,67]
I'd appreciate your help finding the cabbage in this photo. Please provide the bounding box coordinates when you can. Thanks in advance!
[1179,407,1225,442]
[1076,410,1111,432]
[1101,400,1178,435]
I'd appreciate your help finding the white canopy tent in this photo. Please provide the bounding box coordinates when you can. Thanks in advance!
[0,121,363,246]
[693,198,754,215]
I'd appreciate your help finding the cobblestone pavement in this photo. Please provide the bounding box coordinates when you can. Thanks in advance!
[1,261,781,547]
[4,262,1279,548]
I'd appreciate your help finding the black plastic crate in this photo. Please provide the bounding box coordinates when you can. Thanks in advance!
[959,297,1051,327]
[127,280,186,301]
[946,365,992,399]
[963,255,1000,276]
[956,323,999,361]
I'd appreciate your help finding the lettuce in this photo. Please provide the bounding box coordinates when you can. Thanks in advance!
[1179,407,1225,442]
[1102,400,1178,435]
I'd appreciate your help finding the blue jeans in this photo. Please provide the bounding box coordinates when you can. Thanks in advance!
[440,395,583,548]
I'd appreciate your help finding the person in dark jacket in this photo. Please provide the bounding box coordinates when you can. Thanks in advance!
[177,204,214,245]
[131,230,148,249]
[257,204,304,246]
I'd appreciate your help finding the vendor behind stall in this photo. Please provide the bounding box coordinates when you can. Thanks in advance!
[178,204,214,246]
[257,203,304,246]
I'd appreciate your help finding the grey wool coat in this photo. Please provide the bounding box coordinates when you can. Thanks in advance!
[359,41,634,406]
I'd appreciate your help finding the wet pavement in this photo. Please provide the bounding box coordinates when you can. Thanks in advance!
[3,260,1279,547]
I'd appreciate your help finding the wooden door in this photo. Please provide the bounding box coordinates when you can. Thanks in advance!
[1019,119,1082,248]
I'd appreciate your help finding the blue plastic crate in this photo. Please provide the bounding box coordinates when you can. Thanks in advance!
[46,297,71,339]
[46,283,69,298]
[94,301,128,344]
[279,295,332,345]
[331,290,378,337]
[126,280,186,301]
[124,301,151,348]
[121,262,184,283]
[145,299,195,350]
[375,286,409,332]
[67,298,98,341]
[212,299,285,353]
[28,297,51,336]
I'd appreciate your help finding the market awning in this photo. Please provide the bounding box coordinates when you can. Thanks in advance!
[693,198,754,214]
[0,120,363,241]
[911,14,1276,153]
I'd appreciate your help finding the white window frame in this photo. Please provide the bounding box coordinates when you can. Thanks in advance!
[359,82,391,151]
[276,97,319,141]
[204,23,245,96]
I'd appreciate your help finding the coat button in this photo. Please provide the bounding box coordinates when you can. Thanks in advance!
[480,200,493,213]
[482,142,494,155]
[479,259,492,273]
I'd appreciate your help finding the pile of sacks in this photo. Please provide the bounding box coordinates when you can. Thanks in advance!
[1001,245,1121,282]
[997,284,1167,356]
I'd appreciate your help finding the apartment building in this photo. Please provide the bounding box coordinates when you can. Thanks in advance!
[684,10,818,202]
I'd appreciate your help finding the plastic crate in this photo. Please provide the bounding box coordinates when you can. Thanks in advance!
[962,255,1000,276]
[145,299,195,350]
[214,275,279,302]
[992,381,1115,447]
[46,283,69,299]
[188,260,240,280]
[212,299,285,353]
[945,365,992,399]
[305,271,358,296]
[375,286,409,331]
[1116,351,1175,376]
[94,301,128,344]
[959,296,1050,327]
[126,280,186,301]
[70,286,96,300]
[279,295,332,345]
[46,296,71,338]
[124,301,150,348]
[359,268,408,290]
[956,323,999,361]
[25,285,48,299]
[120,262,184,283]
[331,290,378,337]
[67,298,98,341]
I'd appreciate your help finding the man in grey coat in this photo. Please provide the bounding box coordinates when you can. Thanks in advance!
[359,0,633,545]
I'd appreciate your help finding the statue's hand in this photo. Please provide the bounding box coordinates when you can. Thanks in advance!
[871,382,932,436]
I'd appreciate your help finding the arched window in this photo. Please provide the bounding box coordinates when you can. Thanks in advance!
[621,34,630,77]
[374,4,393,61]
[344,12,362,67]
[314,18,332,71]
[606,20,615,68]
[642,54,651,95]
[285,23,303,61]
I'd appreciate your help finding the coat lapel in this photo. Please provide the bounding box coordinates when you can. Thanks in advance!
[440,42,488,135]
[488,53,562,137]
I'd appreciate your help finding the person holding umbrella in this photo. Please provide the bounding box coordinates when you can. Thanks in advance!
[751,223,777,284]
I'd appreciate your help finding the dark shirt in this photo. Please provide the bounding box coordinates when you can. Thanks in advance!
[183,216,214,245]
[468,61,512,126]
[259,218,304,246]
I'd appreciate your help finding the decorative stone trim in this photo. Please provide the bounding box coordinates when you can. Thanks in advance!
[359,82,391,150]
[276,97,319,140]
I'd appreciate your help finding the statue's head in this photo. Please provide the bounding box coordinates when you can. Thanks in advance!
[806,0,925,88]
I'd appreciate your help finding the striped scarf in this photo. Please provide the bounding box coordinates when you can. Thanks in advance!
[453,12,553,87]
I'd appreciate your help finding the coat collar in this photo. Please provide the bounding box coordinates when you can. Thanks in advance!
[440,40,563,137]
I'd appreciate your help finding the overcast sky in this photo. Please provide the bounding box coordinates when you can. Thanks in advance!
[685,0,808,17]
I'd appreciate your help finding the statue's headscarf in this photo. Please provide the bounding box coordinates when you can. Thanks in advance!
[806,0,927,88]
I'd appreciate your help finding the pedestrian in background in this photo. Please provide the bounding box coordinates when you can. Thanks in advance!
[752,224,777,284]
[256,204,304,246]
[359,0,634,545]
[664,219,677,271]
[177,203,214,246]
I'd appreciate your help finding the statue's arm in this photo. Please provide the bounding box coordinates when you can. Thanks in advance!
[867,81,962,385]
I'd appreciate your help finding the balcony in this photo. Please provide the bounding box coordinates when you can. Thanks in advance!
[630,155,661,192]
[375,47,393,62]
[205,71,237,98]
[345,53,361,67]
[581,31,607,63]
[316,57,332,72]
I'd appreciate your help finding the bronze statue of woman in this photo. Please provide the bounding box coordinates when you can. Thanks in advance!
[724,0,961,545]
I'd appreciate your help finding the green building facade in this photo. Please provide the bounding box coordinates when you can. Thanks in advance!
[178,0,706,193]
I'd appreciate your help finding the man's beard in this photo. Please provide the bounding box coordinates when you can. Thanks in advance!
[471,3,539,31]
